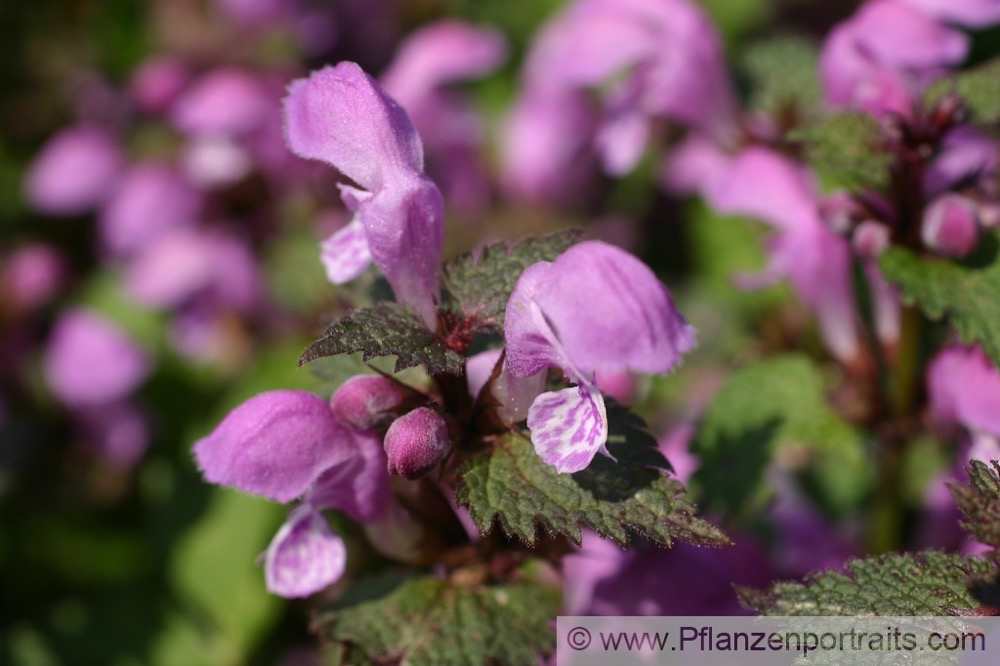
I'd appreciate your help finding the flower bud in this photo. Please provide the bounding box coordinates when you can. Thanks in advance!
[820,191,860,234]
[852,220,890,259]
[384,407,450,479]
[921,194,980,257]
[330,375,406,431]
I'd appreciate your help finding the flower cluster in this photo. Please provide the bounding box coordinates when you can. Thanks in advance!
[10,0,1000,660]
[190,61,697,594]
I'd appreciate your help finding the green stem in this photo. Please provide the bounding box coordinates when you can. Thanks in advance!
[867,445,903,554]
[868,306,922,554]
[887,305,922,418]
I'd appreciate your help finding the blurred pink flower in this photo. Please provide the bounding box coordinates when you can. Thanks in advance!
[24,126,123,216]
[43,309,151,408]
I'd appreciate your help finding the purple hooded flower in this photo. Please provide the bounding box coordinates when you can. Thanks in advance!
[504,241,695,472]
[125,228,262,313]
[194,388,392,597]
[129,57,191,114]
[901,0,1000,26]
[43,309,151,408]
[283,62,444,326]
[1,244,66,310]
[925,128,999,197]
[381,21,506,211]
[510,0,736,179]
[819,0,969,115]
[99,162,201,257]
[193,390,357,503]
[500,88,597,203]
[307,426,389,523]
[928,345,1000,439]
[76,400,150,469]
[704,148,862,363]
[217,0,295,27]
[24,126,123,216]
[564,530,772,615]
[381,20,506,112]
[172,68,273,137]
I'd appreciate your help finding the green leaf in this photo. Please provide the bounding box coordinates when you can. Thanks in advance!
[880,232,1000,369]
[740,552,993,615]
[744,36,822,122]
[456,405,729,547]
[299,303,464,375]
[928,57,1000,124]
[441,229,582,332]
[171,490,285,660]
[692,355,870,521]
[950,460,1000,555]
[794,112,892,191]
[313,572,560,666]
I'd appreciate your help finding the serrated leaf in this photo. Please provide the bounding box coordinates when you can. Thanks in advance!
[692,355,870,521]
[744,36,822,122]
[313,573,559,666]
[950,460,1000,555]
[880,232,1000,369]
[928,57,1000,124]
[299,303,464,375]
[456,405,729,547]
[795,112,892,191]
[441,229,582,332]
[740,552,992,615]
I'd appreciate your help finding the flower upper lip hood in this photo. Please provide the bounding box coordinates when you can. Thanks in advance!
[505,240,696,379]
[283,62,444,327]
[284,62,424,191]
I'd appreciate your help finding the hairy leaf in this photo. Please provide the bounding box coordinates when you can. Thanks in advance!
[299,303,463,375]
[928,57,1000,124]
[692,355,870,521]
[744,36,822,122]
[313,573,559,666]
[441,229,582,332]
[795,112,892,191]
[950,460,1000,556]
[880,232,1000,369]
[456,405,729,547]
[740,552,992,615]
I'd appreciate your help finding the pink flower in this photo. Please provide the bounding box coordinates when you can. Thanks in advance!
[43,309,151,408]
[504,241,695,472]
[24,126,123,216]
[193,388,391,597]
[704,148,862,363]
[507,0,736,182]
[819,0,969,115]
[283,62,444,326]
